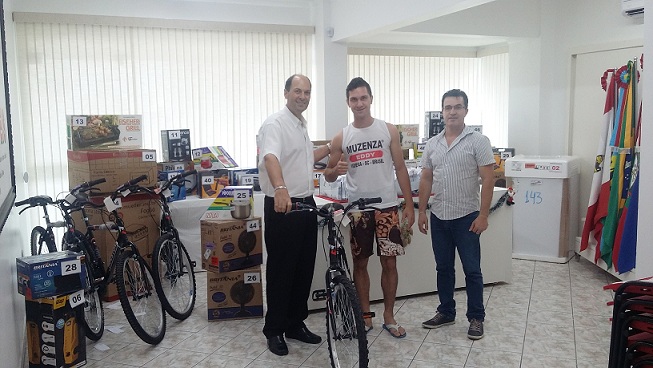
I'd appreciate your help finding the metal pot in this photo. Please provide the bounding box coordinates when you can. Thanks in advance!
[230,201,251,219]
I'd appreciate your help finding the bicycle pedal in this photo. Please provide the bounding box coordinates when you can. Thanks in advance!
[312,289,327,301]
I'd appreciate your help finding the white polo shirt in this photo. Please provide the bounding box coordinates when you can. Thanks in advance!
[257,106,314,198]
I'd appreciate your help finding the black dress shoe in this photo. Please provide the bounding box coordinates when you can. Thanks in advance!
[267,335,288,356]
[285,327,322,344]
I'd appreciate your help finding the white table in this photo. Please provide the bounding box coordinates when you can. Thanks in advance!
[169,188,513,310]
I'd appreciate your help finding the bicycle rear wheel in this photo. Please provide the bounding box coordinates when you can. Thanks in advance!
[115,249,166,345]
[30,226,57,255]
[152,233,196,320]
[326,275,368,368]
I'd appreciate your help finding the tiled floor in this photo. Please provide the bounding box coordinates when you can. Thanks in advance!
[84,257,617,367]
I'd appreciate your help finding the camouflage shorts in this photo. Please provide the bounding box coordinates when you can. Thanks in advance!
[348,206,405,260]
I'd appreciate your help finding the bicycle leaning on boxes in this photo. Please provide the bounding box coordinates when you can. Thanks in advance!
[291,197,382,368]
[129,170,197,320]
[65,175,167,344]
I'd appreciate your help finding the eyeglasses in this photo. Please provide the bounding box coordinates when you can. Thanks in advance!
[443,104,466,112]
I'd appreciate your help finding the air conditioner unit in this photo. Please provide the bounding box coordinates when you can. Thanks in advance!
[622,0,644,17]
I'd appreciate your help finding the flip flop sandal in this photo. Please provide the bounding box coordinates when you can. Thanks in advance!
[382,323,407,338]
[362,312,375,333]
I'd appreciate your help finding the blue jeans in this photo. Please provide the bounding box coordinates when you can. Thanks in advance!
[430,212,485,322]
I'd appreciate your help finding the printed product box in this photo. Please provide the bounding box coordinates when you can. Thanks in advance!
[424,111,444,139]
[67,149,158,194]
[25,293,86,368]
[200,217,262,273]
[16,251,86,300]
[207,266,263,320]
[492,147,515,188]
[67,115,142,150]
[395,124,420,150]
[313,169,324,188]
[199,170,230,198]
[200,185,254,220]
[319,174,347,200]
[161,129,192,162]
[158,169,187,202]
[76,193,161,301]
[157,160,196,194]
[192,146,238,170]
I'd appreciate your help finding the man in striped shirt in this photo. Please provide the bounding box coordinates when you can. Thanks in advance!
[416,89,495,340]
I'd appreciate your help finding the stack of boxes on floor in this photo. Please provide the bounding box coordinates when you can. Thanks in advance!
[66,115,161,301]
[199,185,264,320]
[16,251,88,368]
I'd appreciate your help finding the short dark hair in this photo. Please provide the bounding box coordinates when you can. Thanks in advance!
[346,77,373,99]
[285,74,311,92]
[441,89,468,109]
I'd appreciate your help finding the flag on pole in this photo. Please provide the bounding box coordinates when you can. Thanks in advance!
[580,70,616,252]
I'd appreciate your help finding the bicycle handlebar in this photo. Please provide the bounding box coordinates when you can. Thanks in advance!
[292,197,383,218]
[160,170,196,192]
[113,175,149,198]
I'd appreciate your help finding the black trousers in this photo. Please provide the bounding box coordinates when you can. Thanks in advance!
[262,195,318,338]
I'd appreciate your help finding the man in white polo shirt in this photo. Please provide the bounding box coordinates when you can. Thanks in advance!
[257,74,331,356]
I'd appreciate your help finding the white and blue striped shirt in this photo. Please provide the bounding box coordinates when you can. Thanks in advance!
[421,126,494,220]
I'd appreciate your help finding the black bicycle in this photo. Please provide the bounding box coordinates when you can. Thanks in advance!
[58,178,108,341]
[15,195,66,255]
[130,170,197,320]
[77,175,167,344]
[292,197,381,368]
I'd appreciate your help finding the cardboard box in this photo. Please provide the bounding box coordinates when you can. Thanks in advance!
[67,115,142,150]
[200,217,263,273]
[67,149,158,194]
[157,161,196,194]
[207,266,263,320]
[78,193,161,300]
[424,111,444,139]
[319,174,347,200]
[192,146,238,170]
[25,293,86,368]
[198,170,230,198]
[158,170,187,201]
[313,169,324,188]
[200,185,254,220]
[395,124,420,150]
[17,251,86,300]
[161,129,192,162]
[492,147,515,188]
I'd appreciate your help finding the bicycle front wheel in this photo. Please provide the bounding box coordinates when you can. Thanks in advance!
[30,226,57,255]
[326,275,368,368]
[81,253,104,341]
[115,249,166,345]
[152,233,196,320]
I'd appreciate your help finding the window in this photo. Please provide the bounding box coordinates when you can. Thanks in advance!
[14,14,313,199]
[348,51,508,147]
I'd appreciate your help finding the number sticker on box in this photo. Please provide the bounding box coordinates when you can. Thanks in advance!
[68,290,85,308]
[234,190,250,200]
[192,149,202,159]
[241,176,254,185]
[202,176,214,185]
[61,259,81,275]
[168,130,180,139]
[72,116,87,127]
[244,272,261,284]
[142,151,156,162]
[247,219,260,232]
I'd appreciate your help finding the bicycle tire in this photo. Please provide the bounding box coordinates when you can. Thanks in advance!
[81,252,104,340]
[115,249,166,345]
[152,233,196,320]
[326,274,368,368]
[30,226,57,255]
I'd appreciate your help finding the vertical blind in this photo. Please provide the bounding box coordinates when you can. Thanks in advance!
[15,19,313,203]
[347,52,509,148]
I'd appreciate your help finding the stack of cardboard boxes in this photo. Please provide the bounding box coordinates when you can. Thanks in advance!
[16,251,88,368]
[66,115,161,301]
[199,188,264,321]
